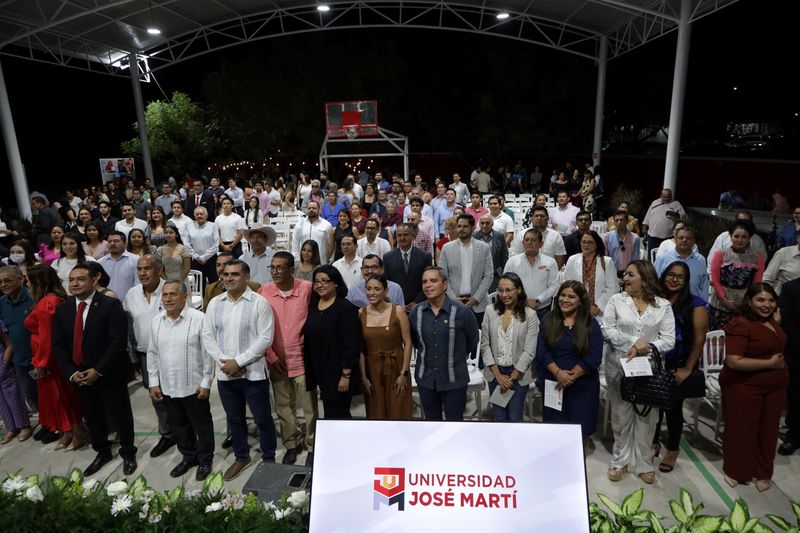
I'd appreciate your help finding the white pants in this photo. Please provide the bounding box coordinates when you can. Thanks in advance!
[606,354,659,474]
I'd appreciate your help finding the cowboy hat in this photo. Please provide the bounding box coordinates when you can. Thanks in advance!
[242,223,277,247]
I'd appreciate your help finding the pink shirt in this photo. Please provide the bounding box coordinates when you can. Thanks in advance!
[258,278,312,378]
[465,206,489,223]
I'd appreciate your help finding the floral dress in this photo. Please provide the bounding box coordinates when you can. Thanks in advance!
[709,247,764,329]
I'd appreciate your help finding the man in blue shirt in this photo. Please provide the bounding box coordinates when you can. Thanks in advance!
[0,265,37,413]
[347,255,405,308]
[654,227,709,300]
[410,266,479,421]
[434,189,458,237]
[777,207,800,248]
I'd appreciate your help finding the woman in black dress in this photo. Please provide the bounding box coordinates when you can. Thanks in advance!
[304,265,362,419]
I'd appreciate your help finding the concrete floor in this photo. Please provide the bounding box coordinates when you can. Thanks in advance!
[1,379,798,526]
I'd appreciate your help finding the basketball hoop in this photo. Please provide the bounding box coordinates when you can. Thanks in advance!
[345,125,359,140]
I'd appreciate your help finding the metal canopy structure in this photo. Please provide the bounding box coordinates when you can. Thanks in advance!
[0,0,740,219]
[0,0,738,74]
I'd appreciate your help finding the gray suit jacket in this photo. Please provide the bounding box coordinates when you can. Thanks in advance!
[438,238,493,312]
[480,303,539,386]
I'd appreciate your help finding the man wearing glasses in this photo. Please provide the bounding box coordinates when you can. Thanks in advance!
[345,254,405,308]
[604,210,641,278]
[258,252,317,466]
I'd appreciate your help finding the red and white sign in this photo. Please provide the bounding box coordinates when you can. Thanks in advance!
[309,420,589,532]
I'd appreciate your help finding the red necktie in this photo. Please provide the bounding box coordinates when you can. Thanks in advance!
[73,301,87,366]
[195,195,200,208]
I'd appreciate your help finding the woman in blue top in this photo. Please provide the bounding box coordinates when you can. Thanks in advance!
[536,280,604,451]
[652,261,709,472]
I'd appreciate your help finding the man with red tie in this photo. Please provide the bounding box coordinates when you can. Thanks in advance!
[185,178,217,222]
[52,263,137,476]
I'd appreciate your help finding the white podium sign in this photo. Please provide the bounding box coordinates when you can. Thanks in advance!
[309,420,589,532]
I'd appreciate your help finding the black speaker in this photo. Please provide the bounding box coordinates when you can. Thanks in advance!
[242,462,311,502]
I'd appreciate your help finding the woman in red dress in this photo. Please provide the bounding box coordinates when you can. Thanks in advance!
[23,264,87,450]
[721,283,788,491]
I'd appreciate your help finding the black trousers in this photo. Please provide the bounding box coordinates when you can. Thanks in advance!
[654,358,687,451]
[164,394,215,465]
[75,377,136,458]
[419,386,467,421]
[192,255,218,284]
[785,356,800,442]
[321,396,352,419]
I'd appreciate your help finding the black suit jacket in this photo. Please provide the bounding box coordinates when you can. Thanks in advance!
[383,246,432,305]
[185,192,217,222]
[780,278,800,363]
[52,292,129,383]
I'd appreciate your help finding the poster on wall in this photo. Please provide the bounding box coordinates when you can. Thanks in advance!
[99,158,135,184]
[309,420,590,532]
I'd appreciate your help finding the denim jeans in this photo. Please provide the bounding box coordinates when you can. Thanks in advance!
[487,366,529,422]
[217,379,277,461]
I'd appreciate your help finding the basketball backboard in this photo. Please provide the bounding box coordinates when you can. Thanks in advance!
[325,100,379,139]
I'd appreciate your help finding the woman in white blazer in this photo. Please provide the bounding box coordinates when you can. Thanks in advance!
[563,230,618,316]
[480,272,539,421]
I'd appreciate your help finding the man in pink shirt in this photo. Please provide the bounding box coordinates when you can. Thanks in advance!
[465,192,489,223]
[258,251,317,466]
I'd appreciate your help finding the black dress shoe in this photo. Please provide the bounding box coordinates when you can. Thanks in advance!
[778,440,799,456]
[170,459,199,478]
[221,434,233,449]
[33,427,47,441]
[150,437,176,458]
[123,457,138,476]
[84,453,113,476]
[282,445,302,465]
[196,463,212,481]
[41,430,61,444]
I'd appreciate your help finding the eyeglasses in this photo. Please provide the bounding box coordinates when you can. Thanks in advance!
[314,278,332,286]
[665,273,686,282]
[619,241,626,251]
[361,265,380,271]
[496,287,517,293]
[269,265,290,272]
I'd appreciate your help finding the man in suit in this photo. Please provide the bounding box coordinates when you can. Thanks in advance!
[52,263,137,476]
[185,178,216,222]
[473,214,508,294]
[438,214,493,325]
[384,223,432,312]
[779,278,800,456]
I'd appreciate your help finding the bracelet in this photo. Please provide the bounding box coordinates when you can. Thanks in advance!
[342,373,352,379]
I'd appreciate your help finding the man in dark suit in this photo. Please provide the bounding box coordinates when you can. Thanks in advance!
[383,223,432,312]
[185,178,216,222]
[52,263,137,476]
[779,278,800,456]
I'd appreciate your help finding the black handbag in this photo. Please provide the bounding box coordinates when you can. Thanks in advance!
[674,368,706,399]
[620,344,675,416]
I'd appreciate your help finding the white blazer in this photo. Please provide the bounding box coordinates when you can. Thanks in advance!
[563,254,619,314]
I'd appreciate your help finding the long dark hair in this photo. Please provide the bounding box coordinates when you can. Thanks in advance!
[493,272,527,321]
[9,239,37,266]
[60,232,88,263]
[738,283,779,322]
[26,263,67,301]
[659,261,694,355]
[544,280,593,356]
[309,265,348,307]
[300,239,321,267]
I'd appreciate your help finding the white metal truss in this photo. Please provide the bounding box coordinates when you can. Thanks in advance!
[319,126,409,181]
[0,0,740,77]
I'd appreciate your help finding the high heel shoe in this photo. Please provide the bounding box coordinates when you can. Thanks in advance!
[66,423,89,451]
[54,431,73,450]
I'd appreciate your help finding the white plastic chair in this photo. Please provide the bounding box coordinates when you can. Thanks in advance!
[649,245,660,264]
[590,221,607,234]
[188,269,204,310]
[691,330,726,442]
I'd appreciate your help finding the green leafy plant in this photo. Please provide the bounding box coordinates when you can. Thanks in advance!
[767,502,800,532]
[666,488,724,533]
[593,488,665,533]
[719,499,773,533]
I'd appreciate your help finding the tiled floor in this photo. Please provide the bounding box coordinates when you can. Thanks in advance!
[1,380,798,523]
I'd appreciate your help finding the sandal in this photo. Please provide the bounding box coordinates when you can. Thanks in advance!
[659,450,679,473]
[607,466,628,482]
[0,430,19,445]
[756,480,771,492]
[639,471,656,484]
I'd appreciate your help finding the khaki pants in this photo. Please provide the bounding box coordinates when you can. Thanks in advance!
[271,372,318,451]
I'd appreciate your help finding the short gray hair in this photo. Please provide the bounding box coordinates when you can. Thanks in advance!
[194,206,208,216]
[163,279,188,295]
[0,265,22,278]
[139,254,163,271]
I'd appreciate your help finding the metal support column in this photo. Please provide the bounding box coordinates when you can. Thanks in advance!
[663,0,692,194]
[0,59,32,220]
[592,35,608,168]
[129,52,154,183]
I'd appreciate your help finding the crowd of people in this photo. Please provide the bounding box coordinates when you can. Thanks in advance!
[0,165,798,491]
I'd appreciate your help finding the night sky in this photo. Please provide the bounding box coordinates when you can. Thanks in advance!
[0,0,796,206]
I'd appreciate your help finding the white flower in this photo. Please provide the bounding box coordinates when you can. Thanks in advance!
[82,478,98,494]
[138,502,150,520]
[148,513,162,524]
[274,507,293,520]
[263,501,277,512]
[205,501,223,513]
[136,489,155,503]
[2,476,27,494]
[111,494,133,516]
[24,485,44,502]
[288,490,309,511]
[106,480,129,497]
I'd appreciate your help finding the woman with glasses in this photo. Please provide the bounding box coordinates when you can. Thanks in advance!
[304,265,362,419]
[481,273,538,422]
[602,260,675,485]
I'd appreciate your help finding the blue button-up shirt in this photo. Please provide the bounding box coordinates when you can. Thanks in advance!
[778,220,799,248]
[347,280,405,308]
[410,297,479,391]
[0,288,35,366]
[654,249,710,300]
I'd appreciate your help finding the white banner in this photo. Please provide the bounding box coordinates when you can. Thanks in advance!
[309,420,589,532]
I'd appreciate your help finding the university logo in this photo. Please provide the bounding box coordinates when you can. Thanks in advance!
[373,467,405,511]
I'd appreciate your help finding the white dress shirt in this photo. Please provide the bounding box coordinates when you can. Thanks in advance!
[292,217,333,263]
[187,222,219,262]
[548,204,580,236]
[332,255,363,289]
[147,306,213,397]
[123,279,165,352]
[225,186,245,208]
[763,245,800,295]
[202,288,274,381]
[169,213,193,243]
[357,236,391,259]
[458,239,474,296]
[114,217,148,239]
[510,227,565,258]
[503,252,560,308]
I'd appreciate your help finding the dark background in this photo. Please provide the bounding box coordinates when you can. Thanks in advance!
[0,0,797,210]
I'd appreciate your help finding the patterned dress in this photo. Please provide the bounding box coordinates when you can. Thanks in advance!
[709,248,764,329]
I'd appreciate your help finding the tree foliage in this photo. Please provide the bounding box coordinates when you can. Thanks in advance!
[121,91,224,177]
